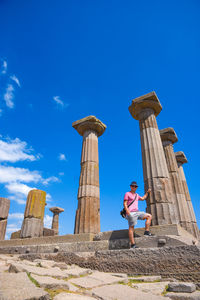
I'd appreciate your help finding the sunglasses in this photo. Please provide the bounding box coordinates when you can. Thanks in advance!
[131,185,138,188]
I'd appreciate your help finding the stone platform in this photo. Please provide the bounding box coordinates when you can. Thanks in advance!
[0,224,198,255]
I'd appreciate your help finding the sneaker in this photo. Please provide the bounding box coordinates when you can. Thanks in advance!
[144,231,153,236]
[130,244,138,249]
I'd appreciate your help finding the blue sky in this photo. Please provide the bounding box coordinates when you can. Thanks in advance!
[0,0,199,238]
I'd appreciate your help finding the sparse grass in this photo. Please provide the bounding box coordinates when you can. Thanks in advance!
[44,288,70,299]
[27,272,40,287]
[161,285,169,296]
[118,281,127,285]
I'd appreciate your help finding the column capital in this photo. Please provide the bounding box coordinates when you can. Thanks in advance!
[49,207,64,215]
[129,91,162,120]
[160,128,178,144]
[175,151,188,165]
[72,115,106,137]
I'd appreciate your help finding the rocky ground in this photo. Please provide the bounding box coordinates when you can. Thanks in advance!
[0,254,199,300]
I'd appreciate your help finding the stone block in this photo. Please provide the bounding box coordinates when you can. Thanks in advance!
[165,291,200,299]
[43,227,55,236]
[0,219,7,240]
[144,178,174,204]
[168,282,196,293]
[0,197,10,219]
[0,272,50,300]
[24,189,46,219]
[54,293,95,300]
[147,202,178,225]
[20,217,43,238]
[31,274,70,289]
[10,230,21,239]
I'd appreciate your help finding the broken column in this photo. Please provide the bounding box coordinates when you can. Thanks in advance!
[72,115,106,234]
[175,151,199,239]
[160,128,192,233]
[49,207,64,235]
[0,197,10,240]
[129,92,178,225]
[20,189,46,238]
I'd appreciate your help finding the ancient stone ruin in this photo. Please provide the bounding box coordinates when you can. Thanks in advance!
[72,115,106,234]
[0,91,199,294]
[0,198,10,240]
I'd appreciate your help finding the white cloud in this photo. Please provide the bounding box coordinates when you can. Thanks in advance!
[58,153,66,161]
[43,176,59,185]
[0,137,39,162]
[1,60,7,74]
[8,213,24,220]
[0,166,42,184]
[59,172,64,176]
[44,215,52,228]
[6,223,21,234]
[10,75,21,87]
[4,84,15,108]
[8,195,26,205]
[5,182,36,197]
[53,96,69,109]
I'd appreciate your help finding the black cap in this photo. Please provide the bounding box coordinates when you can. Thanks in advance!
[130,181,138,187]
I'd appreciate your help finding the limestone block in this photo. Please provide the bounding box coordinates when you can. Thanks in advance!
[31,274,70,289]
[10,230,21,239]
[141,127,169,179]
[78,184,100,198]
[0,272,50,300]
[168,282,196,293]
[24,189,46,220]
[72,115,106,137]
[163,144,179,173]
[147,203,178,226]
[81,130,99,162]
[43,227,55,236]
[0,197,10,219]
[144,178,174,204]
[129,91,162,120]
[79,161,99,186]
[75,197,100,234]
[0,219,7,240]
[54,293,94,300]
[20,217,43,238]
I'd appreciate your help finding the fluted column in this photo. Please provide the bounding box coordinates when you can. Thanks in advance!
[160,128,192,233]
[129,92,178,226]
[73,115,106,234]
[0,197,10,240]
[20,189,46,238]
[49,207,64,235]
[175,151,199,239]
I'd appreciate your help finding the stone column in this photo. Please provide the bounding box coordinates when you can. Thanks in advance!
[129,92,178,225]
[20,189,46,238]
[72,115,106,234]
[0,197,10,240]
[49,207,64,235]
[175,151,199,239]
[160,128,192,233]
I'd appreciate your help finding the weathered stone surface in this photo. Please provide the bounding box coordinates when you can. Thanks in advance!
[8,262,70,278]
[168,282,196,293]
[0,219,7,240]
[129,92,178,227]
[54,293,95,300]
[31,273,70,289]
[131,281,169,296]
[69,271,125,288]
[129,275,161,282]
[0,197,10,219]
[165,291,200,299]
[160,129,193,235]
[49,207,64,235]
[175,151,199,240]
[73,116,106,234]
[20,217,43,238]
[92,284,170,300]
[72,115,106,137]
[43,227,55,236]
[24,189,46,219]
[0,272,50,300]
[10,230,21,239]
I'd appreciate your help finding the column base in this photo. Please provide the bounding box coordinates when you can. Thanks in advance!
[20,218,43,238]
